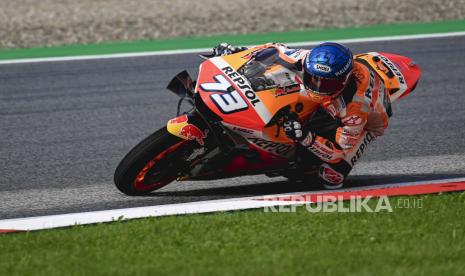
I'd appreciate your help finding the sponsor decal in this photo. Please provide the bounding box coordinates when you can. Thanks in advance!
[169,114,189,124]
[221,66,261,107]
[287,49,303,59]
[335,60,352,76]
[247,137,293,156]
[223,122,261,137]
[180,125,209,146]
[312,150,332,161]
[275,84,301,97]
[309,142,334,162]
[319,164,344,184]
[350,132,376,166]
[210,58,272,123]
[232,126,254,134]
[365,70,375,100]
[379,55,406,85]
[314,63,331,73]
[342,115,363,126]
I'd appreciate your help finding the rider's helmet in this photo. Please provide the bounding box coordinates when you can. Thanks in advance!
[303,42,353,103]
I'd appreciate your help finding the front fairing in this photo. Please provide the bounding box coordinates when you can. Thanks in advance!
[195,50,319,143]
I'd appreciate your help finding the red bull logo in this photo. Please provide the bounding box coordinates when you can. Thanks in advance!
[179,124,209,146]
[169,115,189,124]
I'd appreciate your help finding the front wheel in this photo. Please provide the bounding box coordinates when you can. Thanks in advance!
[114,127,188,195]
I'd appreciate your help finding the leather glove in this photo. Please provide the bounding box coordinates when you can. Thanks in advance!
[284,120,314,146]
[213,43,247,56]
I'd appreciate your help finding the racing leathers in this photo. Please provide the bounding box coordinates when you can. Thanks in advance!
[301,60,391,188]
[213,42,391,189]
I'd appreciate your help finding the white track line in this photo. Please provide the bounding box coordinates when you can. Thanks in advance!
[1,177,464,232]
[1,31,464,65]
[0,198,292,232]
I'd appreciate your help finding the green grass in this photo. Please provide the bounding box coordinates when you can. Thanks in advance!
[1,19,464,60]
[1,193,464,275]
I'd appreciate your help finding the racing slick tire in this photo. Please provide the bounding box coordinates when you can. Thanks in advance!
[114,127,186,196]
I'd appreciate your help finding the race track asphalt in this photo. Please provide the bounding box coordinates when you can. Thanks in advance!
[1,36,465,219]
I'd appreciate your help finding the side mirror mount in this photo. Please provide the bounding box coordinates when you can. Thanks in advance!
[166,70,195,98]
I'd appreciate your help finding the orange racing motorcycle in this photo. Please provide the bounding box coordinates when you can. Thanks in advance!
[114,47,421,195]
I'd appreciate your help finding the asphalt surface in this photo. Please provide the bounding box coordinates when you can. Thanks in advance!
[1,36,465,219]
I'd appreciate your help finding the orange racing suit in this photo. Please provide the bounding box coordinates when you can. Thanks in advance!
[218,43,391,186]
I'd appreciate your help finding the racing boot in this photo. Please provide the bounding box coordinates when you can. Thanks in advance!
[318,163,350,189]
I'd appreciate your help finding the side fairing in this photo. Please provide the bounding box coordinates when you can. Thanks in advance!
[196,57,272,130]
[196,55,319,135]
[355,52,422,102]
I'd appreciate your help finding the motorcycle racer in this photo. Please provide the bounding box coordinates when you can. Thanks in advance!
[212,42,391,189]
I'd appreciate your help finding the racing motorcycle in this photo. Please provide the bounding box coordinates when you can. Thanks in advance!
[114,47,421,195]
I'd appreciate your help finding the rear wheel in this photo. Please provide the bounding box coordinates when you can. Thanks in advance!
[114,127,188,195]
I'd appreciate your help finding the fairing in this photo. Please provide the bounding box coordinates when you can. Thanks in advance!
[196,50,319,143]
[355,52,422,102]
[165,49,422,179]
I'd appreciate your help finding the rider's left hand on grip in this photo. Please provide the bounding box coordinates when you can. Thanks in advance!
[284,121,303,141]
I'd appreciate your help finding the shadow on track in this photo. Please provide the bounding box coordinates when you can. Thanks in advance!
[151,172,465,197]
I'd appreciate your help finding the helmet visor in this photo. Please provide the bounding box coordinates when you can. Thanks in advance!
[304,71,348,96]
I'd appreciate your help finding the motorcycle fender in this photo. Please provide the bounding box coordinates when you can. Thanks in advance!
[166,114,209,146]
